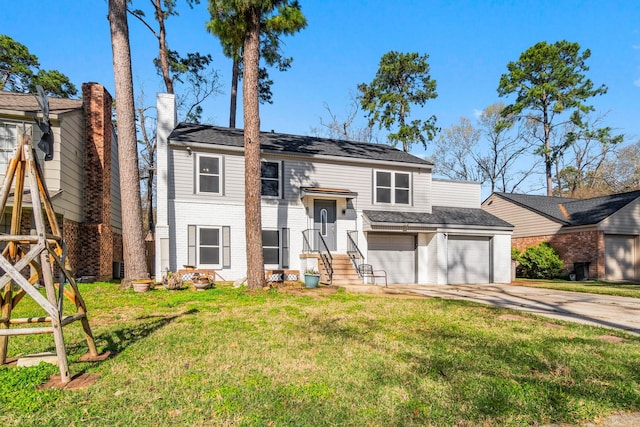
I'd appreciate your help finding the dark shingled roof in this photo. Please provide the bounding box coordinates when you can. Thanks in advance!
[169,122,432,166]
[0,92,82,115]
[495,191,640,226]
[364,207,513,228]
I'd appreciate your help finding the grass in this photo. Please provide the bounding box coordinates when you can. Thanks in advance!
[1,282,640,426]
[514,278,640,298]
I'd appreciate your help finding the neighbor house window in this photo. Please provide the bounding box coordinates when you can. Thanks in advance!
[0,123,18,172]
[261,161,281,197]
[197,155,221,194]
[262,228,289,267]
[187,225,231,268]
[375,171,411,205]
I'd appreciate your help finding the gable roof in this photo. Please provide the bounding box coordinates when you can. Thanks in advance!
[0,92,82,116]
[168,122,432,166]
[364,207,513,229]
[493,191,640,226]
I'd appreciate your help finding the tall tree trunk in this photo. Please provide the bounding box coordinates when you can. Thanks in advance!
[243,5,264,290]
[229,57,239,128]
[108,0,149,284]
[154,0,174,94]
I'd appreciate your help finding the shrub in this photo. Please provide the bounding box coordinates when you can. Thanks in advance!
[514,242,563,279]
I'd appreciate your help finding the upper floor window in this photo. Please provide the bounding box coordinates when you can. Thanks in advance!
[375,171,411,205]
[197,155,221,194]
[261,161,281,197]
[0,123,18,172]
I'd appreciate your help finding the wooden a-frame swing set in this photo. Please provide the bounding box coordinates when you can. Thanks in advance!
[0,104,100,384]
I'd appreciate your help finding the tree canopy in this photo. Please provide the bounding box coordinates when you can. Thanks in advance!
[0,35,77,97]
[207,0,306,127]
[497,40,609,195]
[358,51,438,153]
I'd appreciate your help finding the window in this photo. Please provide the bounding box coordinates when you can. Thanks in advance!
[375,171,411,205]
[262,230,279,265]
[261,161,281,197]
[197,155,221,194]
[188,225,230,268]
[0,123,17,172]
[262,228,290,267]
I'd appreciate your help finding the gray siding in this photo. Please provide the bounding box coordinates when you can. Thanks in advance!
[482,194,562,238]
[599,198,640,234]
[431,179,480,208]
[170,147,433,212]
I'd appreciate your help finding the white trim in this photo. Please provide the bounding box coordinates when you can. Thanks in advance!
[197,225,222,269]
[195,154,222,195]
[373,169,412,206]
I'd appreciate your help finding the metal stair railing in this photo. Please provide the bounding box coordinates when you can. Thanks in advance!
[317,232,333,285]
[347,230,365,274]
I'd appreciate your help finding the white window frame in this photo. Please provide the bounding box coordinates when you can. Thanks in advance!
[374,170,411,205]
[196,154,222,195]
[261,160,282,198]
[0,122,18,173]
[197,226,222,268]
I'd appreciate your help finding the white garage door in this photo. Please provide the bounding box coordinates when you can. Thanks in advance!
[604,235,636,281]
[368,234,416,284]
[447,236,491,284]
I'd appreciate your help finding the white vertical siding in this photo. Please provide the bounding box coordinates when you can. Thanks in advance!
[110,127,122,232]
[492,234,512,283]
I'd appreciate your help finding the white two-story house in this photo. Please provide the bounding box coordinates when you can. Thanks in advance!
[155,94,513,285]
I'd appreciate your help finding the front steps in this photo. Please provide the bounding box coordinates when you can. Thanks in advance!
[318,253,363,286]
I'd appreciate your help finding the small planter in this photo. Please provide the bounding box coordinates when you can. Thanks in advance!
[304,274,320,289]
[192,276,212,291]
[132,279,152,293]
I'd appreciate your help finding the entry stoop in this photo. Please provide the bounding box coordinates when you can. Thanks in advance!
[320,254,364,286]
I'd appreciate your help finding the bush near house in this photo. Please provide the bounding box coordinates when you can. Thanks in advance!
[513,242,563,279]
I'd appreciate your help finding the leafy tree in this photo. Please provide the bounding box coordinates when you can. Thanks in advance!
[0,34,77,97]
[207,0,307,128]
[108,0,149,284]
[497,40,608,196]
[513,242,563,279]
[358,51,438,153]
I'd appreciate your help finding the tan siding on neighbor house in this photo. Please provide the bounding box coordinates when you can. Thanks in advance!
[54,111,84,222]
[482,194,562,238]
[599,198,640,234]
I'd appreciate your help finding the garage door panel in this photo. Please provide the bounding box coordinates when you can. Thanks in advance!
[447,236,490,284]
[368,234,415,284]
[605,235,636,281]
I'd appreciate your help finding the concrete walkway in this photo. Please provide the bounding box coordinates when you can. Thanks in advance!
[382,283,640,336]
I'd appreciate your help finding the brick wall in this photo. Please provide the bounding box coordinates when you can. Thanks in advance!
[77,82,120,280]
[513,230,603,279]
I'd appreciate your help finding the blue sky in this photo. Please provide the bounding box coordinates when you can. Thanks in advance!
[2,1,639,194]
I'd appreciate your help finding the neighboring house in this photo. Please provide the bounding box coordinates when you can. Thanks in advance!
[154,94,513,285]
[0,83,123,280]
[482,191,640,282]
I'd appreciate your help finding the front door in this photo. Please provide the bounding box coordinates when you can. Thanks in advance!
[314,200,337,251]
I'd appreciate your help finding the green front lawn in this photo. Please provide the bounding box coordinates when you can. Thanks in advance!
[2,283,639,426]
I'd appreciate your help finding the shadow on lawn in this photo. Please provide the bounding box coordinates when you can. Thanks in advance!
[69,308,199,356]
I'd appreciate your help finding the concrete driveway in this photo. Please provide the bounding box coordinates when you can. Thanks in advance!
[388,283,640,336]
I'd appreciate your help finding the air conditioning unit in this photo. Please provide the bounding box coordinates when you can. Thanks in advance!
[112,261,125,279]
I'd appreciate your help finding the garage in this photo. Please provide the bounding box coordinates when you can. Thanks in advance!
[367,233,416,284]
[604,235,636,281]
[447,236,491,284]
